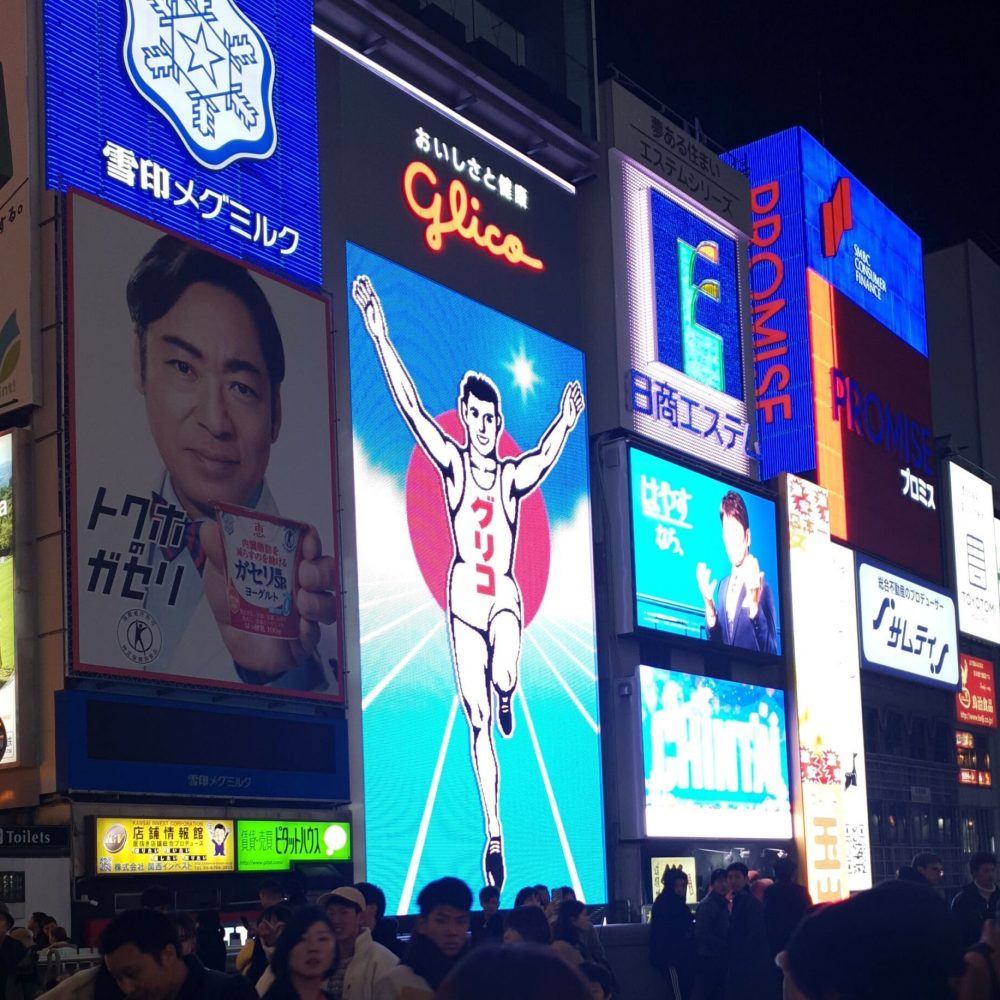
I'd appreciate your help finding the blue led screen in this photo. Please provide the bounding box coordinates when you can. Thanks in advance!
[43,0,321,286]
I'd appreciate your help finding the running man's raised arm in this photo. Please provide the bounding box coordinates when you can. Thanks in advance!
[352,275,455,472]
[511,381,584,496]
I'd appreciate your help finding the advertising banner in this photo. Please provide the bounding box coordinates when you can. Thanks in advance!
[616,156,754,475]
[0,432,13,764]
[957,654,997,729]
[95,817,234,875]
[68,194,340,700]
[857,556,959,690]
[649,856,697,905]
[810,276,939,582]
[44,0,321,285]
[786,475,871,898]
[948,463,1000,643]
[629,447,781,655]
[0,0,38,412]
[348,241,605,913]
[236,820,351,871]
[639,666,792,840]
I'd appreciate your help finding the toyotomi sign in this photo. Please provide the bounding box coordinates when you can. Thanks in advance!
[948,463,1000,644]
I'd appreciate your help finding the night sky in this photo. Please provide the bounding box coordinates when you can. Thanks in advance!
[595,1,1000,258]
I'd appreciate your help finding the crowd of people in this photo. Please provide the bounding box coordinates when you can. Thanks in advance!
[7,852,1000,1000]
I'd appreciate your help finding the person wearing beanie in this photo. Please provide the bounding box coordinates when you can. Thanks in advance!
[373,878,472,1000]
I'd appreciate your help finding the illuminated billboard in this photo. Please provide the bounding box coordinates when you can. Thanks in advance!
[629,447,781,655]
[811,278,939,582]
[957,655,997,729]
[348,242,605,913]
[68,194,340,700]
[724,128,927,479]
[0,433,14,765]
[615,156,754,475]
[786,475,870,899]
[95,817,235,875]
[857,556,959,690]
[236,820,351,871]
[43,0,321,285]
[639,666,792,840]
[947,463,1000,643]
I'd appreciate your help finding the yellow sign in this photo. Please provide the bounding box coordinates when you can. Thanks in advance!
[95,818,235,875]
[650,856,697,905]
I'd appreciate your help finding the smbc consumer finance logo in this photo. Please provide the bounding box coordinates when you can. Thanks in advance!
[122,0,277,169]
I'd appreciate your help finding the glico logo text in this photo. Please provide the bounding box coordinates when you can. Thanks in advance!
[830,367,934,478]
[402,161,544,271]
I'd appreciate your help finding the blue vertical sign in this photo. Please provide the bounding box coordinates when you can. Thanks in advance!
[43,0,322,286]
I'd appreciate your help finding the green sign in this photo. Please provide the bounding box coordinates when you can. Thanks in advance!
[236,820,351,871]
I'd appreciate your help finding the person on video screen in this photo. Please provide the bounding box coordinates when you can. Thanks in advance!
[695,490,776,654]
[352,274,584,895]
[127,236,336,688]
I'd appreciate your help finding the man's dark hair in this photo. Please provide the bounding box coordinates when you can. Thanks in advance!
[99,908,180,957]
[912,852,942,870]
[127,236,285,417]
[213,824,226,832]
[661,867,688,892]
[970,851,997,876]
[773,858,798,881]
[138,886,174,911]
[270,907,335,980]
[258,878,284,898]
[513,886,537,908]
[709,868,728,886]
[259,904,292,925]
[726,862,749,878]
[459,373,501,411]
[504,906,551,946]
[719,490,749,532]
[355,882,386,923]
[165,910,195,946]
[478,885,500,906]
[417,877,473,917]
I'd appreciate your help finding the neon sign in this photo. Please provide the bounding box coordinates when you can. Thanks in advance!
[403,161,544,271]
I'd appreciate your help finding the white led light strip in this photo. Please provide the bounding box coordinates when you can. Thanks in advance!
[311,24,576,195]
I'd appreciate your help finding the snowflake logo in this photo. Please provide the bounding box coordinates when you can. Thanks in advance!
[122,0,277,170]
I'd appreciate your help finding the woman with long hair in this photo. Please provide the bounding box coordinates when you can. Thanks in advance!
[262,906,337,1000]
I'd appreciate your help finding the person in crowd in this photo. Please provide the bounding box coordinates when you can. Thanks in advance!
[778,880,964,999]
[0,908,28,1000]
[578,961,613,1000]
[259,908,335,1000]
[194,911,227,973]
[748,875,772,904]
[725,862,771,1000]
[27,914,50,955]
[896,864,927,883]
[240,906,290,990]
[353,885,400,959]
[317,890,395,1000]
[959,915,1000,1000]
[551,901,596,968]
[165,914,196,959]
[434,944,593,1000]
[695,868,729,1000]
[258,883,286,912]
[100,908,256,1000]
[469,887,503,949]
[550,891,606,966]
[502,907,551,948]
[138,889,174,914]
[43,925,79,986]
[913,852,946,889]
[952,851,1000,948]
[511,888,539,909]
[649,867,694,1000]
[372,877,470,1000]
[762,857,811,959]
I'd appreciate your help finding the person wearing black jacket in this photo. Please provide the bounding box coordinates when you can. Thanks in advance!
[952,851,1000,948]
[725,863,770,1000]
[650,867,695,1000]
[695,869,729,1000]
[0,909,28,1000]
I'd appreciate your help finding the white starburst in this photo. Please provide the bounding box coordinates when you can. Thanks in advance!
[506,345,541,402]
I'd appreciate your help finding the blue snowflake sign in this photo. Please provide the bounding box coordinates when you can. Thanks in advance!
[44,0,321,286]
[123,0,276,170]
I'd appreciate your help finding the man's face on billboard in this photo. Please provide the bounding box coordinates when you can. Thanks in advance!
[462,391,499,459]
[136,282,280,519]
[721,513,750,569]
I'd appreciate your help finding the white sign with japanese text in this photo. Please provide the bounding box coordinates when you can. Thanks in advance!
[857,557,959,690]
[948,463,1000,644]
